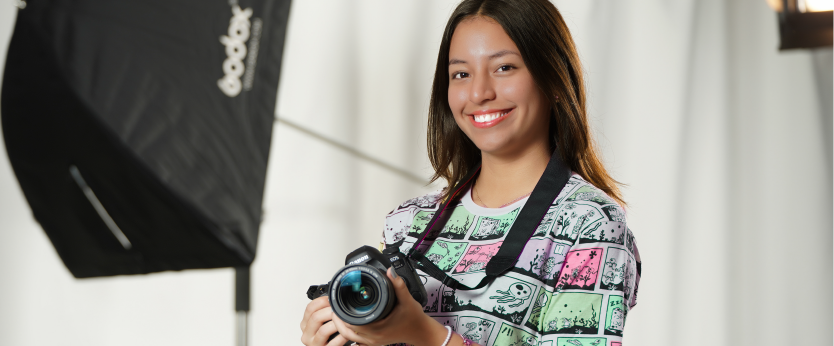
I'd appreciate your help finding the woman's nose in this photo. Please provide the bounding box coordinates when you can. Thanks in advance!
[469,73,496,104]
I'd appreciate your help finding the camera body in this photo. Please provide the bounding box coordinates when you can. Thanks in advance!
[307,245,427,326]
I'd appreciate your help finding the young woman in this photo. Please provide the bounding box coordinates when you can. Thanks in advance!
[300,1,641,345]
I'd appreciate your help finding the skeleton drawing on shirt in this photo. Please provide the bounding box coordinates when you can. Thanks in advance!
[489,282,533,308]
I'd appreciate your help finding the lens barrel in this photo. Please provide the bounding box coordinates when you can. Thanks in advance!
[329,264,395,325]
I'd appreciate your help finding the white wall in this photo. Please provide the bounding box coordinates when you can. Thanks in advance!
[0,0,830,345]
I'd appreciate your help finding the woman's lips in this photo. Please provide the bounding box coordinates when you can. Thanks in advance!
[468,108,514,128]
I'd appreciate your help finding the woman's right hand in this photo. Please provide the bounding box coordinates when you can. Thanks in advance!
[300,296,351,346]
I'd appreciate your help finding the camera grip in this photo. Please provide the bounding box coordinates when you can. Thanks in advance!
[385,250,428,306]
[400,259,428,306]
[306,284,353,346]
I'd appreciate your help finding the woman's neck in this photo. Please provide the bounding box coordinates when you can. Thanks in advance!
[473,142,551,208]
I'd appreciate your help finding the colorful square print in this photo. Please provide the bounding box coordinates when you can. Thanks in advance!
[578,220,625,245]
[408,210,436,238]
[438,205,476,240]
[469,208,520,241]
[552,209,600,243]
[494,322,537,346]
[514,238,570,281]
[604,296,625,337]
[599,249,627,292]
[539,292,602,335]
[424,240,467,271]
[554,248,603,291]
[453,241,502,274]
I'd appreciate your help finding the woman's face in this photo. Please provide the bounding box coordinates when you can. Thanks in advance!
[448,16,551,157]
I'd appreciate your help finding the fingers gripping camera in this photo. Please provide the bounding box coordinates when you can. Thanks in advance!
[307,245,427,326]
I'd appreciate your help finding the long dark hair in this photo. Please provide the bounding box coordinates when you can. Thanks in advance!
[427,0,625,206]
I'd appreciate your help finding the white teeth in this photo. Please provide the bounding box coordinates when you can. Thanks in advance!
[474,111,508,123]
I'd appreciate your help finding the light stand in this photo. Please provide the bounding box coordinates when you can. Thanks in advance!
[236,266,251,346]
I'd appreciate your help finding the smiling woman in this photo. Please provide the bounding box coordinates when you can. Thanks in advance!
[428,0,624,208]
[446,17,551,182]
[299,1,641,346]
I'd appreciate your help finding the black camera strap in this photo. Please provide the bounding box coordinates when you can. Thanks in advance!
[407,149,572,290]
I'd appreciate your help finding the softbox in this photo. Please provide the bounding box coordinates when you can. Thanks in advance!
[1,0,291,278]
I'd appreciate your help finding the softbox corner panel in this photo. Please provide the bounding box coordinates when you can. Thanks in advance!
[1,0,292,278]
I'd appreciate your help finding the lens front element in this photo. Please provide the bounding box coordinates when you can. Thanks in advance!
[330,265,395,325]
[338,270,378,314]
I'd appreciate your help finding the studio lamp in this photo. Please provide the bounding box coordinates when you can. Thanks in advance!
[767,0,833,50]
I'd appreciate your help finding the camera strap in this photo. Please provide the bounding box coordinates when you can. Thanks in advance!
[407,149,572,290]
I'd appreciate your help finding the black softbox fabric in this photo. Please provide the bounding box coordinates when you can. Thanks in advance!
[1,0,290,278]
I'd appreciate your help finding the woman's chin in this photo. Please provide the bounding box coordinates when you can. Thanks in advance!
[473,138,515,156]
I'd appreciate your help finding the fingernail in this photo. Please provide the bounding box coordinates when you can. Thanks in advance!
[390,268,399,279]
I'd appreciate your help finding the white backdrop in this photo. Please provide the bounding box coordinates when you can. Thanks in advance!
[0,0,830,345]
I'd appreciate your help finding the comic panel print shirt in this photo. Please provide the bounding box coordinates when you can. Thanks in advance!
[382,174,641,346]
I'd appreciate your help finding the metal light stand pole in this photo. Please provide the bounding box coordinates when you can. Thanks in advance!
[236,266,251,346]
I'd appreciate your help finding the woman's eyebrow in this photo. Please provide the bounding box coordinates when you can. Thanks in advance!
[448,50,520,65]
[488,50,520,60]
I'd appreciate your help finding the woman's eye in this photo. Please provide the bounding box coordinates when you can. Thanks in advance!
[451,72,469,79]
[497,65,514,72]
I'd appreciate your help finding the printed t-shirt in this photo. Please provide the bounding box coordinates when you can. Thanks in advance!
[381,174,641,346]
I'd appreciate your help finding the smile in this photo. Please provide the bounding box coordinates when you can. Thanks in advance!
[468,108,514,128]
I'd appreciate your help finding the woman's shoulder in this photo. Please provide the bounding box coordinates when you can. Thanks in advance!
[388,189,445,214]
[559,174,639,262]
[384,189,444,223]
[556,174,626,223]
[382,189,445,245]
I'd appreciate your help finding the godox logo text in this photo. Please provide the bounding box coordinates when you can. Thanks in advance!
[217,5,253,97]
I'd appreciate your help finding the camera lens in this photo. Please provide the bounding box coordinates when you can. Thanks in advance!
[338,271,378,314]
[329,265,395,325]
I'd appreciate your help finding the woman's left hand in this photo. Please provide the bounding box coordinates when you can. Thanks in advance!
[330,268,448,346]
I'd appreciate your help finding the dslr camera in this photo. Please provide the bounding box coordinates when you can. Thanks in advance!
[307,245,427,326]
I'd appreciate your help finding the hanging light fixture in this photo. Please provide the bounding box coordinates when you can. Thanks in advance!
[767,0,833,50]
